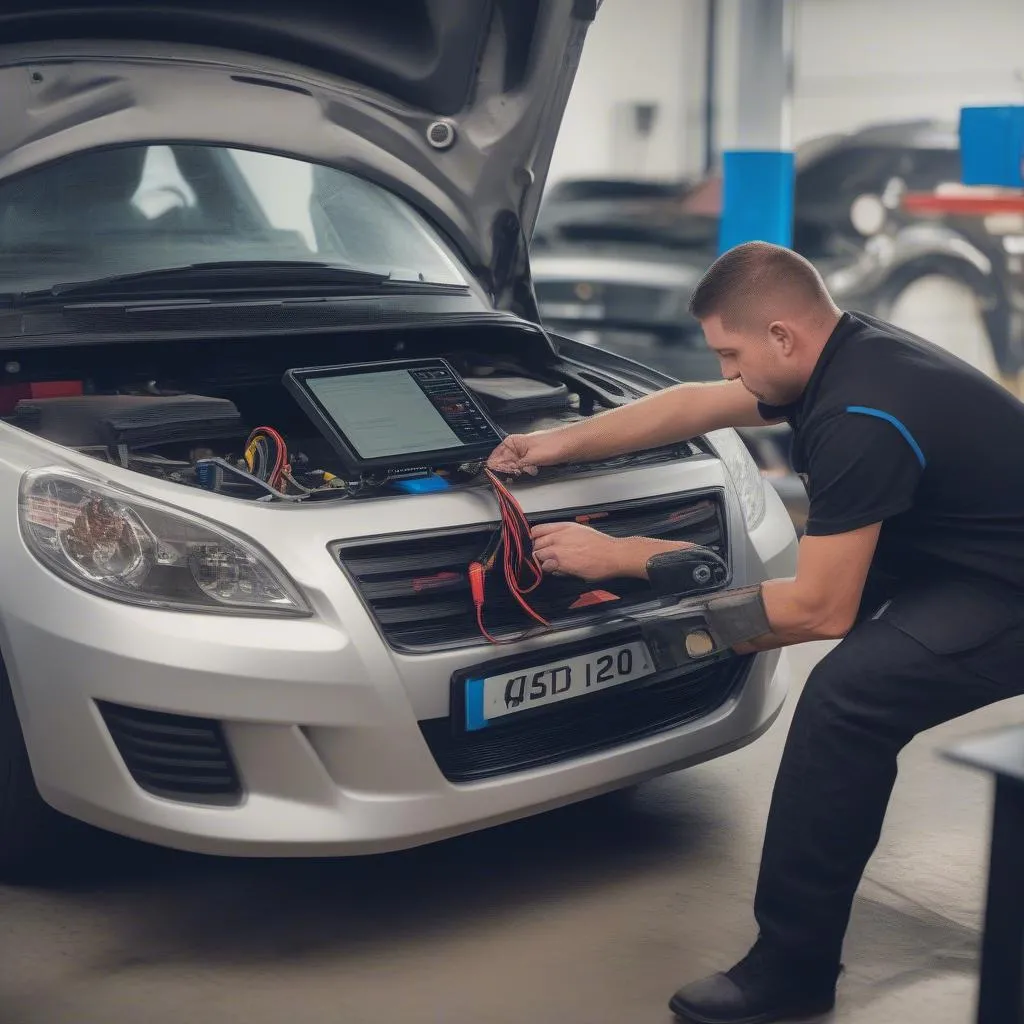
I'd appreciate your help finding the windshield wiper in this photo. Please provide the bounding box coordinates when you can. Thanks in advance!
[7,260,465,304]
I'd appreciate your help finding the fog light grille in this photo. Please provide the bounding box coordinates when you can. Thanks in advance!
[98,701,242,804]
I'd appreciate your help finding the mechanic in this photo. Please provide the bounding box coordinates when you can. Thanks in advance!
[486,240,1024,1024]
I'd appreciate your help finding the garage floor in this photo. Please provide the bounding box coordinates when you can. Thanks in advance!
[0,641,1020,1024]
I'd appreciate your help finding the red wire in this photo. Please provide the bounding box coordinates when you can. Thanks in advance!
[248,425,290,489]
[476,602,503,646]
[473,470,551,643]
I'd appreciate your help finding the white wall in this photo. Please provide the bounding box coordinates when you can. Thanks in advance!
[712,0,794,151]
[547,0,1024,190]
[546,0,709,187]
[792,0,1024,143]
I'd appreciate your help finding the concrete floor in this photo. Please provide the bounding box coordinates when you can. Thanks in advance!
[0,642,1021,1024]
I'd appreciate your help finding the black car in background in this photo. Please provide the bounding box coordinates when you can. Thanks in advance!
[530,120,1024,529]
[532,120,1024,387]
[528,194,808,530]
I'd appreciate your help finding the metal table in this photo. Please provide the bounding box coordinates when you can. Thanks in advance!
[944,724,1024,1024]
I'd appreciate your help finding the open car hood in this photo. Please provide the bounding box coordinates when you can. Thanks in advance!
[0,0,600,315]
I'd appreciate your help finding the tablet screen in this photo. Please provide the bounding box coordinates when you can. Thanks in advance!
[293,361,503,467]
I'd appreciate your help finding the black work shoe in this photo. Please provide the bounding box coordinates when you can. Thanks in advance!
[668,943,839,1023]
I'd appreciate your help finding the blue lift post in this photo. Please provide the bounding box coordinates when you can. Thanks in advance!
[717,0,796,254]
[959,105,1024,189]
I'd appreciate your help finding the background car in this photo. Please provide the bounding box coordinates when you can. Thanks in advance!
[788,119,1024,385]
[0,1,797,880]
[530,118,1024,532]
[533,120,1024,385]
[529,184,808,530]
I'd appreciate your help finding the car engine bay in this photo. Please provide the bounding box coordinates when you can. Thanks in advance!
[0,321,701,502]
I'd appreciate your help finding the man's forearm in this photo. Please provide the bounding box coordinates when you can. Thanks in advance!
[728,578,852,652]
[541,379,768,464]
[639,577,848,666]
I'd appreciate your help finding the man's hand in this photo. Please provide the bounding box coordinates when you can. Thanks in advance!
[530,522,627,580]
[486,431,567,476]
[530,522,693,581]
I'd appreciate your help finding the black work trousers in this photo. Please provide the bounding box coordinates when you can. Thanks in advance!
[753,594,1024,975]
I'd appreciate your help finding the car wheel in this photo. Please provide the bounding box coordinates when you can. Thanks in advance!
[885,273,1000,380]
[0,662,76,881]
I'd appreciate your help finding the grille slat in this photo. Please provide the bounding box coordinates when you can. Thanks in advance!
[113,735,226,759]
[343,542,483,578]
[103,717,215,741]
[130,769,239,789]
[336,491,728,652]
[98,701,242,804]
[579,501,717,537]
[535,280,675,321]
[359,570,468,602]
[119,750,233,771]
[109,737,225,762]
[373,597,470,626]
[421,656,751,782]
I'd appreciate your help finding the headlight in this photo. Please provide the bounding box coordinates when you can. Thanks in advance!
[19,469,310,616]
[706,428,767,530]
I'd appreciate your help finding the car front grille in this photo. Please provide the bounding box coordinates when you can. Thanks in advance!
[97,701,242,804]
[419,655,752,783]
[535,280,679,322]
[334,489,728,653]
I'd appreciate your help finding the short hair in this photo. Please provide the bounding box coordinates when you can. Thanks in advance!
[688,241,834,328]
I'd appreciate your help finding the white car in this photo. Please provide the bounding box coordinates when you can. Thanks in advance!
[0,0,797,879]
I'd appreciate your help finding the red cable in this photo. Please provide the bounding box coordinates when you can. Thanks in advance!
[472,470,551,644]
[248,425,290,489]
[489,470,546,607]
[469,562,503,645]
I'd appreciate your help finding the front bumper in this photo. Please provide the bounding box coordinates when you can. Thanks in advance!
[1,462,798,858]
[5,604,788,857]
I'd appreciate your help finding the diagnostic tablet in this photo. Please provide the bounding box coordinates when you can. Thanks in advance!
[283,358,506,473]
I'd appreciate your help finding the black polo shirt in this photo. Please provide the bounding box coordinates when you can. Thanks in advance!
[758,311,1024,601]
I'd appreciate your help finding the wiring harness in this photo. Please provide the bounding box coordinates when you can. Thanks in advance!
[244,425,294,492]
[236,434,601,643]
[469,468,552,644]
[241,426,345,497]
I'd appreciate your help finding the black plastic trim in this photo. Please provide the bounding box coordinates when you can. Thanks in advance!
[97,700,243,806]
[333,486,730,653]
[421,653,753,782]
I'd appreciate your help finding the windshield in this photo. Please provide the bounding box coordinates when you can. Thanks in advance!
[0,144,470,293]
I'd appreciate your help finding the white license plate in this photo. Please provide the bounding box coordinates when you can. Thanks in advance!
[463,640,655,732]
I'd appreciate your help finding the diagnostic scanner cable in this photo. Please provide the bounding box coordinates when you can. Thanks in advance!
[470,468,551,644]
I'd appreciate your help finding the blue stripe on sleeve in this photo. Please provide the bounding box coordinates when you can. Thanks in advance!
[845,406,926,468]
